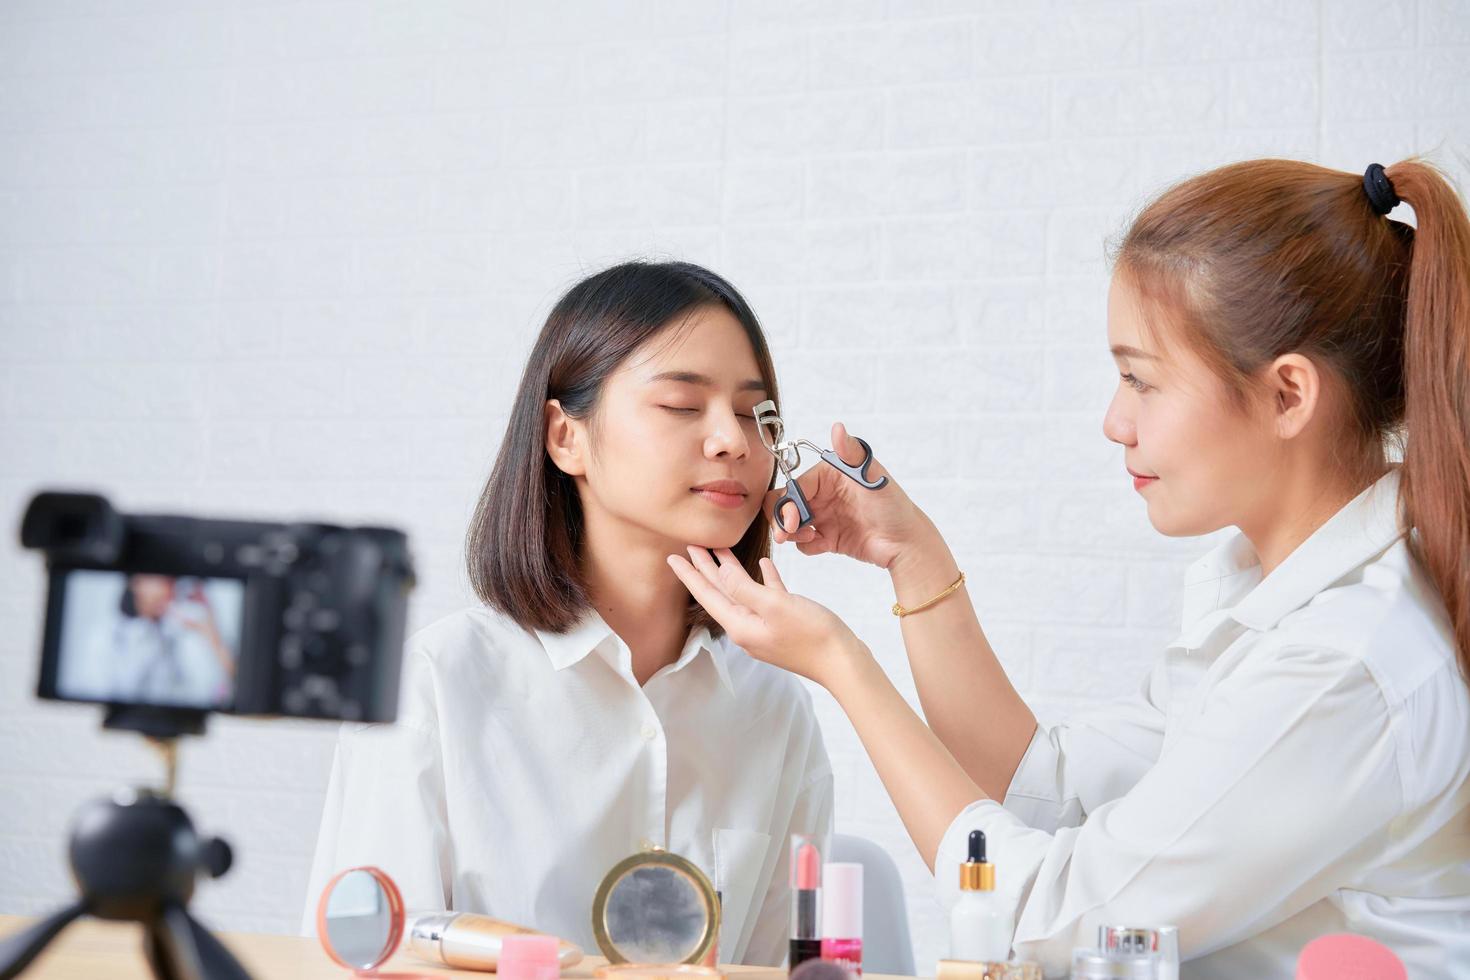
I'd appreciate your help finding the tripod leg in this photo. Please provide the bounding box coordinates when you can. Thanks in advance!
[147,904,205,980]
[182,912,252,980]
[0,900,87,980]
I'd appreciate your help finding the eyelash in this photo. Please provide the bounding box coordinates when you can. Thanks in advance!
[1120,372,1151,393]
[660,407,758,419]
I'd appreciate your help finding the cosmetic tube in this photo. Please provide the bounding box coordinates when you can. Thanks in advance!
[405,911,583,971]
[819,863,863,978]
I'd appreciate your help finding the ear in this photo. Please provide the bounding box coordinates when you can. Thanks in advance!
[1264,353,1321,440]
[544,399,587,477]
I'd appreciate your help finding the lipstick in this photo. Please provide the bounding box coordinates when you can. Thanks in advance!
[789,834,825,973]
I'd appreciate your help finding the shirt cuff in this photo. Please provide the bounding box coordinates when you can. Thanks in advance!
[1002,725,1083,833]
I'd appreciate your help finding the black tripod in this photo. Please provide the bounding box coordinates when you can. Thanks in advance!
[0,707,253,980]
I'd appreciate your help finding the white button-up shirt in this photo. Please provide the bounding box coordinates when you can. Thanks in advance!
[302,605,833,966]
[938,469,1470,977]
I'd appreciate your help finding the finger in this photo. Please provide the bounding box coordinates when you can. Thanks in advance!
[759,557,788,593]
[707,547,780,616]
[794,533,833,558]
[668,554,754,628]
[758,493,805,540]
[686,546,735,599]
[831,420,864,467]
[762,489,795,539]
[712,547,751,587]
[832,419,891,483]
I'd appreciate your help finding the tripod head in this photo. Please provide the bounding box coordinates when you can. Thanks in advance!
[82,708,232,921]
[0,709,248,980]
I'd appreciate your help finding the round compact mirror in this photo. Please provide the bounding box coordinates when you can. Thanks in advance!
[316,865,405,974]
[591,848,719,966]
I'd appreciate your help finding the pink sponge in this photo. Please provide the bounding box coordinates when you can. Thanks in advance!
[1296,934,1406,980]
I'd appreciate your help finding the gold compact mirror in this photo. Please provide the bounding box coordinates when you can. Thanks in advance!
[591,847,720,967]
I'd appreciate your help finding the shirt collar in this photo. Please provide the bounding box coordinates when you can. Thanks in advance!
[1170,468,1405,648]
[534,608,734,695]
[535,609,618,672]
[1231,468,1405,632]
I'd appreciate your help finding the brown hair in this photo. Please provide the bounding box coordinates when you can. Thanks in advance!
[467,260,780,637]
[1116,158,1470,674]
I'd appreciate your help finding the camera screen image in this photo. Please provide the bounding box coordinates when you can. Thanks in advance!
[53,570,246,710]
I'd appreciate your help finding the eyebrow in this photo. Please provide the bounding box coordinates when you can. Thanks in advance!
[648,370,768,393]
[1109,345,1157,361]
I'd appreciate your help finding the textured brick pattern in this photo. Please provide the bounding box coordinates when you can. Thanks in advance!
[1,0,1467,968]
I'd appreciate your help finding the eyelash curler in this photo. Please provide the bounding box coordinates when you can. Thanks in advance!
[753,400,888,530]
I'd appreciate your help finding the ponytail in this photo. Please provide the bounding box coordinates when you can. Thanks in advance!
[1389,161,1470,675]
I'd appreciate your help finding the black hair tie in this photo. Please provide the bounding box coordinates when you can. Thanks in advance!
[1363,163,1399,215]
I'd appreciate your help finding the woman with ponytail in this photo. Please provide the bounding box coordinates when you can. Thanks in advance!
[668,159,1470,975]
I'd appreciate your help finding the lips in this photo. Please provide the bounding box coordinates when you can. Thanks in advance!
[691,479,749,509]
[692,480,749,496]
[1127,466,1158,492]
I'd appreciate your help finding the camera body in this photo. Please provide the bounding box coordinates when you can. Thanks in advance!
[21,491,415,723]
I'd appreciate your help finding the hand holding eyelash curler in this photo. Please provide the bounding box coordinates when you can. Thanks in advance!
[754,400,888,531]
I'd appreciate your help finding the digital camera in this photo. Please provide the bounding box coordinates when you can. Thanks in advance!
[20,491,415,723]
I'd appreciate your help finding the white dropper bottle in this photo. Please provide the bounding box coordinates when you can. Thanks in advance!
[949,829,1013,963]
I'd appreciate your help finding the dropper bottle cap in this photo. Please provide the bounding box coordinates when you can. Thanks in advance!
[959,830,995,892]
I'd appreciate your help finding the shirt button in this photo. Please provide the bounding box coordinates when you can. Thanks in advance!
[640,723,657,741]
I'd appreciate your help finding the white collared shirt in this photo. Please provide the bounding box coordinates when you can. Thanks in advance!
[302,605,833,965]
[937,469,1470,977]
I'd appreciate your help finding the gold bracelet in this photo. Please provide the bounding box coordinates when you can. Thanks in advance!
[891,570,966,618]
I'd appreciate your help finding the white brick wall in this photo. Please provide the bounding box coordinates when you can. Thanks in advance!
[1,0,1466,970]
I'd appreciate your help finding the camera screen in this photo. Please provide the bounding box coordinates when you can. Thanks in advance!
[53,569,246,710]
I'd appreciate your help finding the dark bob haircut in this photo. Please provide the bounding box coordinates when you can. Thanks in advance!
[467,260,781,638]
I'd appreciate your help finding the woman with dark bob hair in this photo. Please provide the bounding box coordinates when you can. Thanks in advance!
[304,261,832,966]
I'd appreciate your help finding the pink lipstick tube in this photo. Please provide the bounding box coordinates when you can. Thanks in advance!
[789,834,827,973]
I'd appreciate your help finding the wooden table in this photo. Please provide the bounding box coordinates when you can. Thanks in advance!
[0,915,913,980]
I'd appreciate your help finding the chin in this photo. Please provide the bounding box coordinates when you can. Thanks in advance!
[685,526,750,551]
[1144,501,1220,538]
[675,509,758,551]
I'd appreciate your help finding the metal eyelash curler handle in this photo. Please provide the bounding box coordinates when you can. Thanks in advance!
[772,439,889,530]
[755,400,888,531]
[818,438,888,491]
[771,478,814,531]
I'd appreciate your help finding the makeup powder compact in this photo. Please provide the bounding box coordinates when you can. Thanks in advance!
[591,846,722,970]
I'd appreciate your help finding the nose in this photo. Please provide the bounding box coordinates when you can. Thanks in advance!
[1102,385,1136,447]
[704,405,752,461]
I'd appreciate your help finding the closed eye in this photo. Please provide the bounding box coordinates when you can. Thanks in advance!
[661,406,760,420]
[1121,372,1151,393]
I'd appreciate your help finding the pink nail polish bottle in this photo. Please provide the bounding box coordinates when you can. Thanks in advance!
[819,862,863,977]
